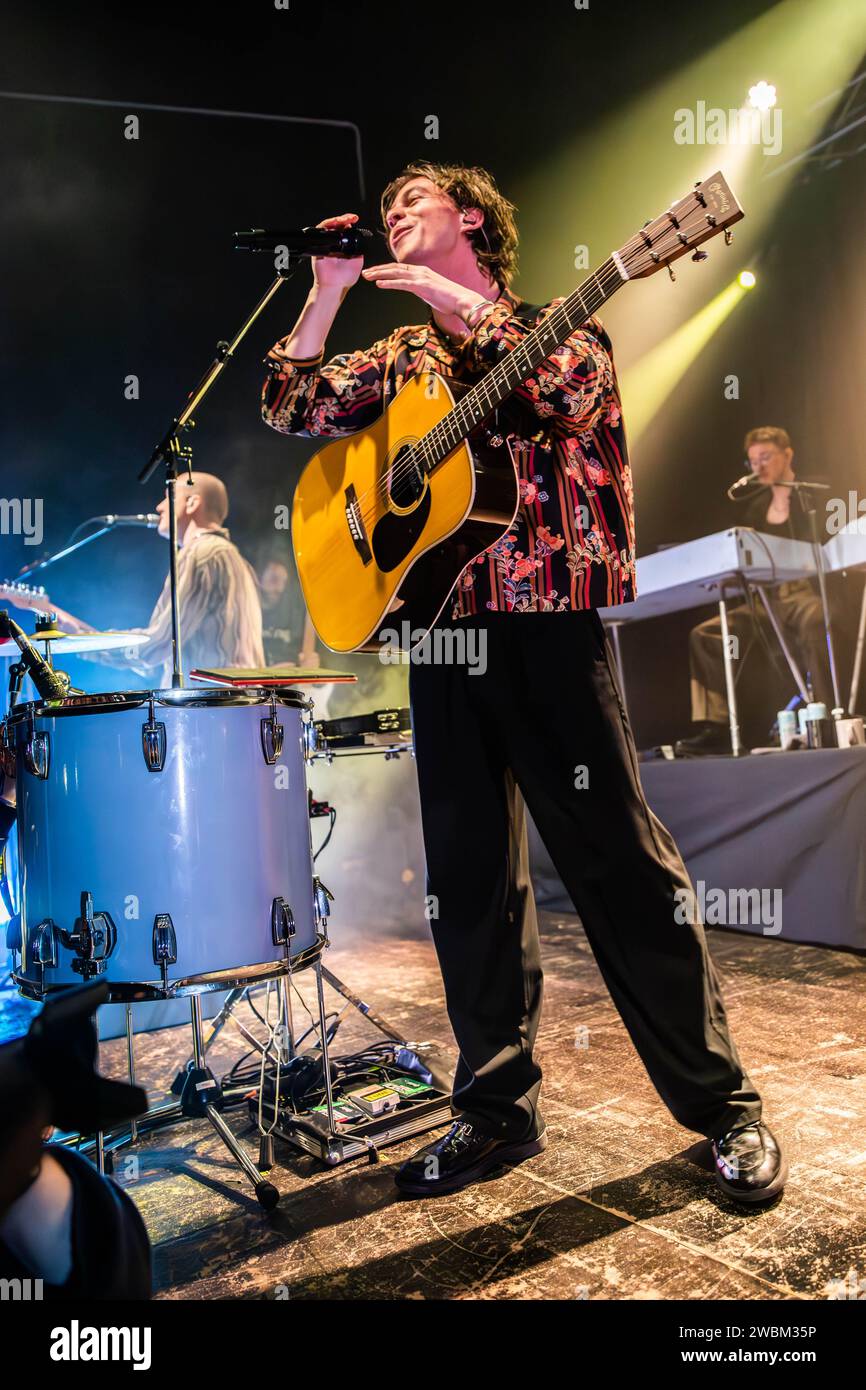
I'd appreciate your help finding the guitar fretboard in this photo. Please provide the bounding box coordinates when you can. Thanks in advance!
[418,254,626,471]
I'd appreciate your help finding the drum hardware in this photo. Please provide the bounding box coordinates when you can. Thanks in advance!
[302,711,318,761]
[32,918,58,966]
[0,607,74,703]
[32,918,59,994]
[59,890,117,979]
[270,897,296,965]
[22,721,50,778]
[176,993,280,1212]
[152,913,178,992]
[251,964,454,1168]
[49,963,324,1209]
[8,659,27,710]
[260,698,284,765]
[32,612,68,642]
[311,706,414,761]
[141,697,167,772]
[313,877,334,939]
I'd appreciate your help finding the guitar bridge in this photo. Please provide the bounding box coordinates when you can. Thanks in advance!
[344,484,372,565]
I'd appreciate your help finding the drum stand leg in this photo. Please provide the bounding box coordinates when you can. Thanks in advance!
[311,959,410,1152]
[198,986,248,1056]
[180,995,280,1211]
[173,979,297,1091]
[314,960,338,1136]
[320,966,407,1043]
[280,973,296,1060]
[126,1004,139,1146]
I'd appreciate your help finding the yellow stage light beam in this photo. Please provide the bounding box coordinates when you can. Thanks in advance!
[738,270,757,289]
[619,279,749,444]
[513,0,866,365]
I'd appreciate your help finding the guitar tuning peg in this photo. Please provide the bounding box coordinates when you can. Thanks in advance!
[691,248,708,262]
[667,264,676,282]
[724,229,733,246]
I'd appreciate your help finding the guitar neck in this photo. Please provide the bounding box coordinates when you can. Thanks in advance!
[420,254,627,470]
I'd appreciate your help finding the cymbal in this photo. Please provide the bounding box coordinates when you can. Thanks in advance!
[0,631,149,658]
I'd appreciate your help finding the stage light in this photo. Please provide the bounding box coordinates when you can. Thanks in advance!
[738,270,757,289]
[620,277,752,442]
[748,80,777,111]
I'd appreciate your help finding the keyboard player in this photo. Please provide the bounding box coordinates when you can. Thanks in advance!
[676,426,834,757]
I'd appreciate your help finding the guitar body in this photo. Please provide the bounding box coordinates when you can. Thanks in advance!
[291,370,519,652]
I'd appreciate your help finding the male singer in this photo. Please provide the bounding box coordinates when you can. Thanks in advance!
[261,162,786,1206]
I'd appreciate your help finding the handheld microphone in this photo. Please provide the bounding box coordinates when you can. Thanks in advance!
[233,226,373,257]
[93,514,160,527]
[0,609,73,701]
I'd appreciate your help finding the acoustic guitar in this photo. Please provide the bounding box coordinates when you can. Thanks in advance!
[292,171,744,653]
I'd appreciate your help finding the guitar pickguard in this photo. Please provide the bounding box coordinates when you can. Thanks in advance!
[370,487,432,572]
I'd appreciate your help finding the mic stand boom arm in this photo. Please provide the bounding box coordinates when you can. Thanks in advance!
[137,262,303,688]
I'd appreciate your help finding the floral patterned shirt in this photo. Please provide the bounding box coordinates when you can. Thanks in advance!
[261,286,636,617]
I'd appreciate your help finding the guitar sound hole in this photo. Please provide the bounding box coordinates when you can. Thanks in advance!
[387,445,426,510]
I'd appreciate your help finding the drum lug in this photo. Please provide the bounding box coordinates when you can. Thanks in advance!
[31,917,58,967]
[23,725,50,779]
[59,891,117,978]
[271,896,296,948]
[313,877,334,937]
[142,700,166,772]
[260,700,284,765]
[30,917,58,993]
[302,714,318,761]
[152,913,178,992]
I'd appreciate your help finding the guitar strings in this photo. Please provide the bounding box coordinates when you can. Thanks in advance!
[349,260,627,526]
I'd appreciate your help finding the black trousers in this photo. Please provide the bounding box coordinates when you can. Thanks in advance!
[408,610,762,1144]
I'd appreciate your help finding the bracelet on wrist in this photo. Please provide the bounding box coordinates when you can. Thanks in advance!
[464,298,496,329]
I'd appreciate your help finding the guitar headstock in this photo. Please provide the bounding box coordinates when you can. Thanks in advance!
[615,172,744,281]
[0,580,52,614]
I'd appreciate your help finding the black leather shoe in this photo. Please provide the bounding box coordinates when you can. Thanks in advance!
[711,1121,787,1204]
[674,722,732,757]
[394,1118,547,1197]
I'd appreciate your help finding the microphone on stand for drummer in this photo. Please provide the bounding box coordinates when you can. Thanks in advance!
[0,609,78,704]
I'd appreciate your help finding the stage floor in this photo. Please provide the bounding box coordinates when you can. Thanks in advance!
[53,910,862,1302]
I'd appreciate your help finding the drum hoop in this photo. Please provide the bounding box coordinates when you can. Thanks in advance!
[3,685,311,725]
[11,935,328,1003]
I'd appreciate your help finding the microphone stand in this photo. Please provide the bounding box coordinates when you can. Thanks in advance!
[138,261,303,688]
[14,524,121,582]
[785,479,844,715]
[729,473,844,717]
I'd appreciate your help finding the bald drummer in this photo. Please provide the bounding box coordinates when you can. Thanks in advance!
[71,471,265,686]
